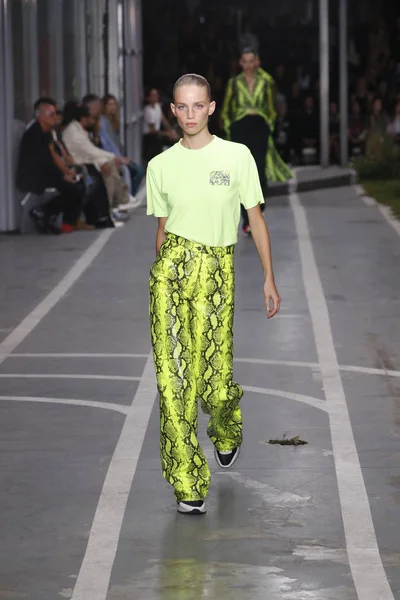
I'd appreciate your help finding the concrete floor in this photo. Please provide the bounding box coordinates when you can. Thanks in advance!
[0,183,399,600]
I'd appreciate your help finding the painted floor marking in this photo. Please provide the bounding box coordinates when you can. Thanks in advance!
[0,229,113,365]
[355,183,400,239]
[242,386,327,412]
[235,358,400,378]
[70,353,158,600]
[0,374,141,381]
[291,191,394,600]
[0,395,128,415]
[8,353,148,359]
[4,354,400,379]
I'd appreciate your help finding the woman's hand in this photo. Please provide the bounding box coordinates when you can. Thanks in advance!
[264,277,281,318]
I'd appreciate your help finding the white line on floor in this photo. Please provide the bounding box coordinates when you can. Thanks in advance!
[290,191,394,600]
[362,195,377,207]
[0,230,114,365]
[5,353,400,378]
[235,358,320,369]
[355,183,400,238]
[71,353,158,600]
[354,184,365,197]
[376,203,400,238]
[8,353,148,358]
[242,386,327,412]
[0,374,141,381]
[235,358,400,378]
[0,395,128,414]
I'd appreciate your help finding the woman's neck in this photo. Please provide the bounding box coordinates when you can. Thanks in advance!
[181,128,214,150]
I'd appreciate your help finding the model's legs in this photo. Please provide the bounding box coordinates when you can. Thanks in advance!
[149,240,210,502]
[231,116,269,228]
[191,251,243,452]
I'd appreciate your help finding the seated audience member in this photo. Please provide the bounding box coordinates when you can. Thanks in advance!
[329,101,340,163]
[355,77,369,115]
[387,100,400,147]
[348,100,366,158]
[56,104,114,229]
[368,96,389,136]
[273,102,293,163]
[83,94,140,204]
[143,88,179,161]
[298,95,320,162]
[101,93,145,196]
[62,103,132,222]
[16,97,83,234]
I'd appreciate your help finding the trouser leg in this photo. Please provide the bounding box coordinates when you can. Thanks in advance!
[84,164,113,226]
[149,240,210,502]
[103,161,130,208]
[231,116,269,227]
[191,251,243,451]
[46,178,83,226]
[128,162,145,195]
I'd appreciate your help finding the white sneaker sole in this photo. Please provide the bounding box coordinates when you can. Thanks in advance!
[214,446,241,469]
[177,501,206,514]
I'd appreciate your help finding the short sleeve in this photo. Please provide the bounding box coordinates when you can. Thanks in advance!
[239,148,265,210]
[146,164,169,217]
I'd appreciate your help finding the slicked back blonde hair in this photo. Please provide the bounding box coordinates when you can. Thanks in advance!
[173,74,211,101]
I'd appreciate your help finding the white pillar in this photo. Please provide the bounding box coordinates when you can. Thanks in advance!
[319,0,329,167]
[22,0,39,115]
[0,0,16,231]
[48,0,65,103]
[73,0,88,99]
[123,0,143,161]
[108,0,120,98]
[339,0,348,166]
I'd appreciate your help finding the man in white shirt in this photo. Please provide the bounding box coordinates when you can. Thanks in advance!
[62,105,132,215]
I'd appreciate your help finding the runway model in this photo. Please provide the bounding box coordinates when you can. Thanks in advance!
[221,48,292,233]
[147,74,281,514]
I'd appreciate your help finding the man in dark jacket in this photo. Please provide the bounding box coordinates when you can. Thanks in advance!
[16,97,83,233]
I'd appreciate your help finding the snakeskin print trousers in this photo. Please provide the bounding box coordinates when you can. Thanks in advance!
[149,233,243,502]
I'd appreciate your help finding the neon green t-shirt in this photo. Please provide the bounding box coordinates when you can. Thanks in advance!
[146,136,264,247]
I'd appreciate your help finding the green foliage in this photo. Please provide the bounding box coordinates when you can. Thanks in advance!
[362,180,400,220]
[354,134,400,180]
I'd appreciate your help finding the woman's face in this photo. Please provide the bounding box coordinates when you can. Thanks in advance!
[171,84,215,136]
[373,99,382,114]
[148,89,159,105]
[105,98,118,115]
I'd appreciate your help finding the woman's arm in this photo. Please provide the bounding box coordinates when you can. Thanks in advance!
[247,205,281,318]
[156,217,168,255]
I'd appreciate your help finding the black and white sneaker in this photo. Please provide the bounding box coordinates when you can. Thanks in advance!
[214,446,241,469]
[177,500,206,515]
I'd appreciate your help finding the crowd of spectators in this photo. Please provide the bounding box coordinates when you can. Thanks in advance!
[17,7,400,234]
[16,94,144,234]
[143,4,400,167]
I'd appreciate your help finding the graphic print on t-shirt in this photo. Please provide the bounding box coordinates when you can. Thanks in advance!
[209,171,230,186]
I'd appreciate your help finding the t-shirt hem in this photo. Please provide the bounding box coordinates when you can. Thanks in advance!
[146,210,169,217]
[242,198,265,210]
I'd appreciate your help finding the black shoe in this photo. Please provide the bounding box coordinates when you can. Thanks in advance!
[177,500,206,514]
[95,218,115,229]
[214,446,241,469]
[29,207,47,233]
[47,213,61,235]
